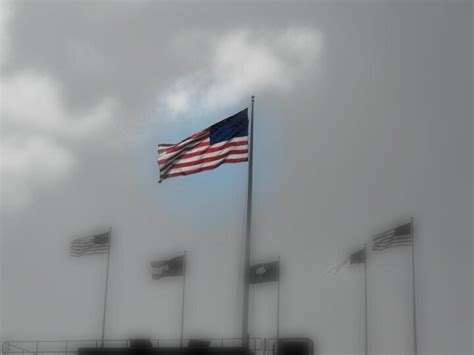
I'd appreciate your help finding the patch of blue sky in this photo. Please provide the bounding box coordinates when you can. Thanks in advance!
[135,100,285,227]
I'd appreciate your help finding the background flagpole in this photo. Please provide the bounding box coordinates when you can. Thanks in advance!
[364,245,368,355]
[276,257,281,341]
[411,218,418,355]
[180,251,187,348]
[241,95,255,346]
[101,227,112,347]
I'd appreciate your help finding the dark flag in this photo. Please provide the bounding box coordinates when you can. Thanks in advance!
[373,222,413,251]
[350,247,367,264]
[328,246,366,274]
[151,255,185,280]
[249,261,280,284]
[70,232,110,257]
[157,109,249,182]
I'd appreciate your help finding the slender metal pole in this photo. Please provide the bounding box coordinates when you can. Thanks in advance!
[411,218,418,355]
[101,227,112,347]
[364,247,368,355]
[276,258,281,341]
[241,95,255,346]
[180,251,187,348]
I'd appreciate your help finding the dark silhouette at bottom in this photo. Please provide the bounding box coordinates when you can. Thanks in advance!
[76,338,314,355]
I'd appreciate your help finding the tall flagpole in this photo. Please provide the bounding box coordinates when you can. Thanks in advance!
[241,95,255,346]
[364,245,368,355]
[101,227,112,347]
[180,251,187,348]
[276,257,281,341]
[411,218,418,355]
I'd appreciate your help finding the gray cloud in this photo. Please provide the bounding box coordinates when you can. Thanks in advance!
[1,70,118,209]
[0,3,118,209]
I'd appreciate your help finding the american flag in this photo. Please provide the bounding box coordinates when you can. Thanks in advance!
[350,247,367,264]
[372,222,413,251]
[158,109,249,181]
[70,232,110,257]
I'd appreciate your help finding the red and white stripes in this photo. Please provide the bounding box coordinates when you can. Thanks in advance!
[158,129,248,181]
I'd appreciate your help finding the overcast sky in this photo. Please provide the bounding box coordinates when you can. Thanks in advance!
[1,1,472,355]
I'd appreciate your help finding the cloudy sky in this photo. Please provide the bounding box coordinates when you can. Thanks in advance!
[1,1,472,355]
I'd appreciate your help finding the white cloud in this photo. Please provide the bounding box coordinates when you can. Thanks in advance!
[1,72,117,210]
[159,27,322,118]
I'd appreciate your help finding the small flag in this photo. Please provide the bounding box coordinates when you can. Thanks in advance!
[151,255,185,280]
[372,222,413,251]
[249,261,279,284]
[70,232,110,257]
[350,247,367,264]
[157,109,249,181]
[327,246,366,274]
